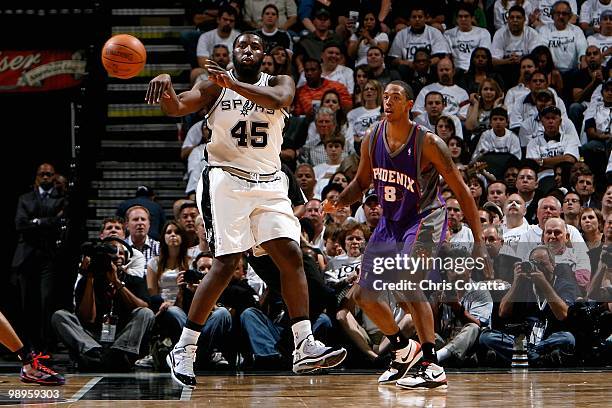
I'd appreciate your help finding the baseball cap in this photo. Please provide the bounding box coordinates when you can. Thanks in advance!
[604,77,612,88]
[314,8,331,18]
[483,201,503,220]
[540,105,562,117]
[136,185,154,197]
[363,188,378,205]
[601,9,612,19]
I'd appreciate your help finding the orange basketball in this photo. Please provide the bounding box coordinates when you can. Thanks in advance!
[101,34,146,79]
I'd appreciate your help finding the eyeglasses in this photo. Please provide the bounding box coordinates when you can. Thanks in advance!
[38,172,54,177]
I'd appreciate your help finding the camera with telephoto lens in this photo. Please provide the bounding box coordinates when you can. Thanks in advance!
[183,268,205,284]
[81,241,119,276]
[520,261,538,276]
[81,237,132,277]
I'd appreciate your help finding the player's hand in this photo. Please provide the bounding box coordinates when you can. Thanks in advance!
[204,59,235,89]
[146,74,172,104]
[322,198,347,214]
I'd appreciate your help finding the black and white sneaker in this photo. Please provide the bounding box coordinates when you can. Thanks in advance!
[292,335,347,374]
[378,339,422,383]
[166,345,197,389]
[396,361,447,389]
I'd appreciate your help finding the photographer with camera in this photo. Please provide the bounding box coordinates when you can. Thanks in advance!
[479,245,579,366]
[51,238,154,372]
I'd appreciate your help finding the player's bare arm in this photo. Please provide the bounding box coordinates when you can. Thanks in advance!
[145,73,221,116]
[205,59,295,110]
[423,132,492,277]
[324,133,373,214]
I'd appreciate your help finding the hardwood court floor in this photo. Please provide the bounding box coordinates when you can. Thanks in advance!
[0,370,610,407]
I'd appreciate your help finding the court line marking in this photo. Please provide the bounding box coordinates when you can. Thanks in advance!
[67,376,103,402]
[180,386,192,401]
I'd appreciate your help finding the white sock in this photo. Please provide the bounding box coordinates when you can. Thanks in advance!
[176,327,201,348]
[291,320,313,348]
[436,347,451,363]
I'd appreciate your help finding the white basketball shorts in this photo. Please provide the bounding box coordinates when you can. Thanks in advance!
[196,167,301,256]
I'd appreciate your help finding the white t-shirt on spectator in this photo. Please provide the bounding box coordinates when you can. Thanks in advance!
[346,106,381,141]
[580,0,612,31]
[537,23,587,71]
[509,89,567,129]
[196,29,241,58]
[350,32,390,66]
[313,162,340,199]
[526,131,580,179]
[389,25,451,62]
[519,111,579,147]
[413,83,470,119]
[186,144,207,195]
[502,218,530,255]
[587,33,612,66]
[444,26,492,71]
[494,0,536,30]
[297,64,355,93]
[472,129,522,160]
[584,104,612,134]
[491,25,544,59]
[413,113,464,139]
[449,224,474,253]
[504,83,531,109]
[533,0,578,25]
[182,120,204,149]
[515,223,585,260]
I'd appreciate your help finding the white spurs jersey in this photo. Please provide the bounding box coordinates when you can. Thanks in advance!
[205,71,289,174]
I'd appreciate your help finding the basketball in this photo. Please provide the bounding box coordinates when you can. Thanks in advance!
[101,34,146,79]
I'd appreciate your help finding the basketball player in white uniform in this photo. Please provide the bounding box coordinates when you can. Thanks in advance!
[146,32,346,389]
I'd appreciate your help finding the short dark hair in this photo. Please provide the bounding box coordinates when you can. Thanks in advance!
[262,3,278,16]
[321,183,344,200]
[508,5,526,17]
[425,91,445,104]
[219,5,239,19]
[99,216,125,234]
[490,107,508,121]
[387,80,414,100]
[456,2,475,16]
[303,57,322,67]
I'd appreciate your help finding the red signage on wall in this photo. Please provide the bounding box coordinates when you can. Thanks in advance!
[0,50,87,92]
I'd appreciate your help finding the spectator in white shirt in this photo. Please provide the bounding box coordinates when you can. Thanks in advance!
[196,6,240,69]
[388,7,450,71]
[346,79,382,146]
[446,198,475,253]
[494,0,536,30]
[492,5,544,71]
[472,107,522,161]
[518,88,579,148]
[413,57,470,120]
[526,105,580,191]
[347,11,389,67]
[444,3,492,72]
[502,193,530,254]
[587,9,612,65]
[509,71,567,131]
[531,0,578,26]
[414,91,463,139]
[505,55,537,107]
[297,43,354,93]
[579,0,612,35]
[537,0,588,73]
[582,78,612,176]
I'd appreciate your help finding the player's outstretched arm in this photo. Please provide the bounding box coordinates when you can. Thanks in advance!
[145,73,221,117]
[205,59,294,110]
[326,133,373,212]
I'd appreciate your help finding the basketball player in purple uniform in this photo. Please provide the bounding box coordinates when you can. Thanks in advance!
[146,32,346,389]
[325,81,490,389]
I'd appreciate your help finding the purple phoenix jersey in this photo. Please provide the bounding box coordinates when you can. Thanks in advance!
[360,120,447,291]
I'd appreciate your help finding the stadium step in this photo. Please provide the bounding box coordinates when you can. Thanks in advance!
[112,25,192,39]
[90,7,191,235]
